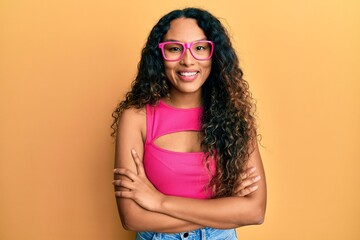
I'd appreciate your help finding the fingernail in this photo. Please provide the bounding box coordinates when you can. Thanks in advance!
[251,185,258,191]
[131,149,136,154]
[254,176,261,181]
[249,167,256,173]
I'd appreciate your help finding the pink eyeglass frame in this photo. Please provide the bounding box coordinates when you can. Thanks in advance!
[158,40,215,62]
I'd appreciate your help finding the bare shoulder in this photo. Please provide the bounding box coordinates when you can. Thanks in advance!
[118,107,146,124]
[117,107,146,141]
[115,106,147,170]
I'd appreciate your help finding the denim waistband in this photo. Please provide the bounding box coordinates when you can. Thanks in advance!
[136,227,237,240]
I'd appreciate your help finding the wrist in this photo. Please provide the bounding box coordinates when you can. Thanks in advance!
[154,193,168,213]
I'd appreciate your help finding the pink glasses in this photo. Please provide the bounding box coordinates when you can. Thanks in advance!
[158,40,215,62]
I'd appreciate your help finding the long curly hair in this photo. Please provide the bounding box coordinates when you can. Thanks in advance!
[111,8,257,198]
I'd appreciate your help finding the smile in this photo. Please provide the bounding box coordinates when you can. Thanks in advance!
[178,71,198,77]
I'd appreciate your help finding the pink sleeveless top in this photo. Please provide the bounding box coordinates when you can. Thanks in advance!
[143,100,216,199]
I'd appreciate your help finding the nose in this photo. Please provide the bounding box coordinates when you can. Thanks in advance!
[180,48,195,66]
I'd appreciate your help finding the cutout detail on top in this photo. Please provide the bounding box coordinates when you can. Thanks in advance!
[153,131,202,153]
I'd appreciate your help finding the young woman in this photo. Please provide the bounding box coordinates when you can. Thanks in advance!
[111,8,267,240]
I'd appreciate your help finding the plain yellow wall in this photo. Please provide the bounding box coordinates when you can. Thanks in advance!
[1,0,359,239]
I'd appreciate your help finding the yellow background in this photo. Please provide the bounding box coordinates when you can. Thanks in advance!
[1,0,359,239]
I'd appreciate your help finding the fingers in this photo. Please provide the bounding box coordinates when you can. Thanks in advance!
[240,167,256,180]
[238,175,261,190]
[113,179,135,198]
[115,189,133,198]
[114,168,138,181]
[131,149,144,176]
[112,179,134,189]
[235,175,261,197]
[236,185,259,197]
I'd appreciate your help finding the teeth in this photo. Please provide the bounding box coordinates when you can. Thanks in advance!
[179,72,197,77]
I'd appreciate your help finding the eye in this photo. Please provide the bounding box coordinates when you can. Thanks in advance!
[169,47,182,52]
[196,46,206,51]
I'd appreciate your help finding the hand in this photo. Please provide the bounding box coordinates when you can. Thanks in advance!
[234,167,261,197]
[113,149,164,212]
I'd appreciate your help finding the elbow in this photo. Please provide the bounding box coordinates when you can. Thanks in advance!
[117,200,145,232]
[120,215,142,232]
[119,208,139,231]
[250,204,266,225]
[249,195,267,225]
[236,203,266,227]
[122,223,131,231]
[254,211,265,225]
[120,216,133,231]
[122,222,135,232]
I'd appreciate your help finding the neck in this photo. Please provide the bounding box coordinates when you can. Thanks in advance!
[165,88,202,108]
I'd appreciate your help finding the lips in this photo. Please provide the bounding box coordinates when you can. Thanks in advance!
[177,71,199,81]
[178,71,198,77]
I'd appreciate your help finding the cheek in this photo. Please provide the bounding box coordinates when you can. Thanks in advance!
[201,61,212,75]
[164,62,176,79]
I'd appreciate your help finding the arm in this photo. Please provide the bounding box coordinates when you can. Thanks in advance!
[116,139,267,229]
[114,108,203,233]
[158,142,267,228]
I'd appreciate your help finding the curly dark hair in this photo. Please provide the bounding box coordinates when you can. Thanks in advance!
[111,8,257,198]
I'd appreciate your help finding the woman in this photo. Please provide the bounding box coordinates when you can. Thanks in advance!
[111,8,266,240]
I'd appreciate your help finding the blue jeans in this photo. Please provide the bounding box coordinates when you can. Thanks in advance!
[136,227,237,240]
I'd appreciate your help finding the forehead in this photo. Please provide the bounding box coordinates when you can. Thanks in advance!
[163,18,206,42]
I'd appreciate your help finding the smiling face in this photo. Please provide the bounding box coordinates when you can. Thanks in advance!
[162,18,212,101]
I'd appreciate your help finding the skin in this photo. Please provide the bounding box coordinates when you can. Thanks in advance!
[113,18,267,233]
[162,18,212,108]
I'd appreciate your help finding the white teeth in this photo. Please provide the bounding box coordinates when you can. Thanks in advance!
[179,72,197,77]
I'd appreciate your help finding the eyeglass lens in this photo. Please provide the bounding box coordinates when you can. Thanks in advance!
[163,41,213,61]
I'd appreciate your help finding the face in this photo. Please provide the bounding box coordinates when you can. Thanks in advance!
[162,18,212,98]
